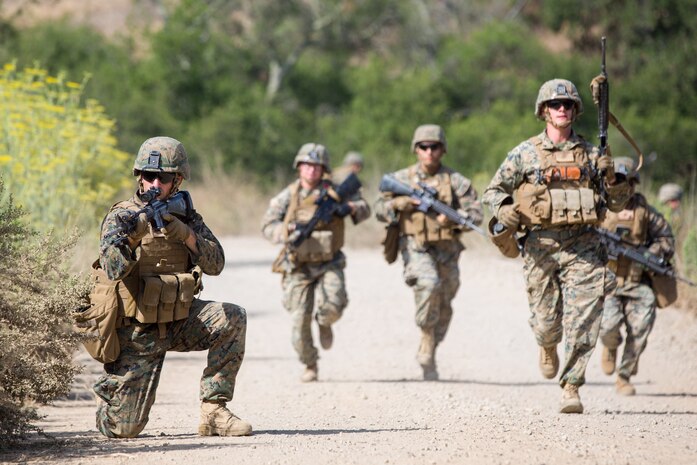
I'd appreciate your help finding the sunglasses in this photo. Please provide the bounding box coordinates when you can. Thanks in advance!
[142,171,176,184]
[547,100,575,111]
[417,143,442,151]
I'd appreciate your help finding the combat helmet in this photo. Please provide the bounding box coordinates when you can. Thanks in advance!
[133,136,190,180]
[613,156,639,183]
[535,79,584,120]
[293,143,331,173]
[658,182,684,203]
[343,151,364,167]
[411,124,447,152]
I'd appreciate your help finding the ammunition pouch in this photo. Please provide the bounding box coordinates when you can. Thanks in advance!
[135,267,201,328]
[651,273,678,309]
[381,222,400,264]
[294,230,336,263]
[517,183,598,227]
[487,217,520,259]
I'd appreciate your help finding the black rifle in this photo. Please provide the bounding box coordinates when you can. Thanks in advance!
[596,228,696,286]
[288,172,361,249]
[597,36,609,158]
[378,174,485,236]
[104,187,195,244]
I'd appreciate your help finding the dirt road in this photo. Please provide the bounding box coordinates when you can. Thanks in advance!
[5,236,697,464]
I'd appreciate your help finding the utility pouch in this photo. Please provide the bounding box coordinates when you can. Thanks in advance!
[381,222,400,264]
[487,217,520,259]
[295,230,334,263]
[565,189,583,224]
[158,275,178,324]
[549,189,568,225]
[579,187,599,223]
[271,247,290,274]
[175,272,196,320]
[73,268,121,363]
[516,183,550,225]
[137,277,162,323]
[651,273,678,308]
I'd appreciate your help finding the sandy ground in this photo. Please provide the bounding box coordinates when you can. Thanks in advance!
[3,235,697,465]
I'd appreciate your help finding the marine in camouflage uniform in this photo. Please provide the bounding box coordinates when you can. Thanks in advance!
[261,143,370,382]
[93,137,252,438]
[598,158,675,396]
[482,79,631,413]
[374,124,483,381]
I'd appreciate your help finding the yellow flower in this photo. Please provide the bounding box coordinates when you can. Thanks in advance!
[3,63,16,71]
[45,76,59,84]
[66,81,81,89]
[0,155,12,164]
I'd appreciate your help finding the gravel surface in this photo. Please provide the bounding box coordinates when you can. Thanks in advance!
[4,236,697,465]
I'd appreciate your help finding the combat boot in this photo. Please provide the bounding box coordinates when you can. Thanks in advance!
[600,346,617,375]
[319,324,333,350]
[416,328,435,367]
[615,376,636,396]
[539,345,559,379]
[199,401,252,437]
[559,383,584,414]
[301,363,318,382]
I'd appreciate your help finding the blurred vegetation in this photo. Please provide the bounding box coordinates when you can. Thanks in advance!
[0,0,694,257]
[0,0,694,191]
[0,63,131,230]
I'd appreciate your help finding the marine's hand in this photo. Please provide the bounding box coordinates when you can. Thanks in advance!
[590,74,606,105]
[391,196,418,212]
[436,213,453,228]
[597,155,616,184]
[498,204,520,231]
[161,213,192,242]
[335,202,353,218]
[127,212,149,245]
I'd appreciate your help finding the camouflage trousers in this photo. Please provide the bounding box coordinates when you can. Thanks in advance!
[93,299,247,438]
[282,252,347,366]
[400,236,462,343]
[600,281,656,379]
[523,227,613,387]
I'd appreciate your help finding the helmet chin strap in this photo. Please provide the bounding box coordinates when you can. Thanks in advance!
[544,108,575,129]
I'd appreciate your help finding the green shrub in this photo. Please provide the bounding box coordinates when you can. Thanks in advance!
[0,178,89,449]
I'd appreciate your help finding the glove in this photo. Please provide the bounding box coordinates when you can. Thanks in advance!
[391,196,416,212]
[498,204,520,231]
[161,213,191,242]
[589,74,606,105]
[647,242,664,258]
[335,202,353,218]
[597,155,616,184]
[127,212,149,243]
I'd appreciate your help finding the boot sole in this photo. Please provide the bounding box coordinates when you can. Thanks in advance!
[198,424,253,436]
[559,401,584,414]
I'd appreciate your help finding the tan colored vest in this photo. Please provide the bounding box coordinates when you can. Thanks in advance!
[516,137,600,227]
[282,180,345,264]
[97,199,199,332]
[601,194,649,283]
[399,166,456,244]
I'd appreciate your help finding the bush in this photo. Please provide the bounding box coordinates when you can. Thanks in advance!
[0,63,131,232]
[0,178,89,449]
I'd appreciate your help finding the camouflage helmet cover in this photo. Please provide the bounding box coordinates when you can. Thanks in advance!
[535,79,584,120]
[613,156,639,182]
[343,151,364,167]
[658,182,684,203]
[293,143,331,173]
[411,124,447,152]
[133,136,190,180]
